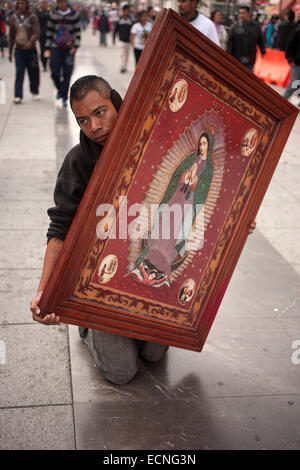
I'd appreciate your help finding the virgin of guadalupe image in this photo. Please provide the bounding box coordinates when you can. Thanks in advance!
[127,112,226,288]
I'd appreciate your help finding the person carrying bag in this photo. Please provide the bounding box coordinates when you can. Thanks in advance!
[8,0,40,103]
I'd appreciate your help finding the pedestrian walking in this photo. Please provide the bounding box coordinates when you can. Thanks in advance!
[79,6,89,31]
[211,10,228,50]
[8,0,40,104]
[36,0,51,72]
[108,4,119,44]
[274,10,295,51]
[92,10,99,35]
[147,6,156,24]
[45,0,81,107]
[113,4,133,73]
[97,10,109,47]
[0,8,7,58]
[130,10,152,66]
[266,15,279,48]
[227,6,265,72]
[178,0,220,46]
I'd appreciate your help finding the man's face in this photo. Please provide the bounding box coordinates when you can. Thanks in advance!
[178,0,197,20]
[123,8,129,18]
[17,0,28,13]
[57,0,68,11]
[72,90,118,145]
[239,8,250,23]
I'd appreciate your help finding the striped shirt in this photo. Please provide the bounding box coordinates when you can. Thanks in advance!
[45,7,81,49]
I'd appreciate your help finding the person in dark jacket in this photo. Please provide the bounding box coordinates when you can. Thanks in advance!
[97,10,109,46]
[45,0,81,107]
[227,6,265,71]
[113,4,133,73]
[30,75,169,385]
[8,0,40,103]
[274,9,295,51]
[283,21,300,107]
[36,0,51,71]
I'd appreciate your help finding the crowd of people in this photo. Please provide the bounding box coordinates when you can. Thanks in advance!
[1,0,299,107]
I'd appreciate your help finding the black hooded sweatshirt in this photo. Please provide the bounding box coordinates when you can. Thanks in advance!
[47,131,103,242]
[47,89,122,242]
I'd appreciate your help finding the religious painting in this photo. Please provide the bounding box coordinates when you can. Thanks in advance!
[39,9,297,351]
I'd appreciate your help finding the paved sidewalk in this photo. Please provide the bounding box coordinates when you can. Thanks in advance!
[0,28,299,450]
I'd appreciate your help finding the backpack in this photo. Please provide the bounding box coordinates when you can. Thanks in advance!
[54,16,73,49]
[14,15,32,48]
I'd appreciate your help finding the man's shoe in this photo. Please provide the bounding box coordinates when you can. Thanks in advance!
[14,97,22,104]
[56,91,62,99]
[32,94,40,101]
[78,327,89,345]
[120,68,126,73]
[79,327,88,339]
[62,98,67,107]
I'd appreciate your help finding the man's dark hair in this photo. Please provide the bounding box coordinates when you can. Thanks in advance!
[239,6,250,13]
[122,4,130,10]
[17,0,29,10]
[70,75,112,105]
[70,75,122,112]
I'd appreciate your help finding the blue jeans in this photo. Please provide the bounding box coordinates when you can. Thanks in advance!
[100,31,107,46]
[283,65,300,102]
[50,47,74,100]
[14,48,39,98]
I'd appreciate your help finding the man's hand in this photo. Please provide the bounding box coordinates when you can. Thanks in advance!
[70,48,76,55]
[248,220,256,235]
[44,49,51,58]
[30,291,61,326]
[8,53,12,62]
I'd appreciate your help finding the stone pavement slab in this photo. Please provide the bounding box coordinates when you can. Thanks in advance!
[74,396,300,450]
[0,324,72,408]
[0,405,75,450]
[0,269,42,293]
[0,230,46,269]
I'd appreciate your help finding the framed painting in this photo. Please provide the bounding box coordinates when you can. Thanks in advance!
[39,9,298,351]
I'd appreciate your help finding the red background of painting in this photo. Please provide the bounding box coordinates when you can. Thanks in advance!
[90,74,260,311]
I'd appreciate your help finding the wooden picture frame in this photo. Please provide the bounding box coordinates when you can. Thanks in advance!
[39,9,297,351]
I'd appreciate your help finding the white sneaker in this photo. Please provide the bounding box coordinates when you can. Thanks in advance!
[32,94,40,101]
[14,97,22,104]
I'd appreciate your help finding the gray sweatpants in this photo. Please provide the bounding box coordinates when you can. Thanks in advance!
[82,328,169,385]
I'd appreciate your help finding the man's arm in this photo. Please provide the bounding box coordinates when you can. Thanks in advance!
[285,28,296,63]
[257,24,266,56]
[8,14,16,61]
[30,14,40,44]
[44,14,54,53]
[30,237,64,325]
